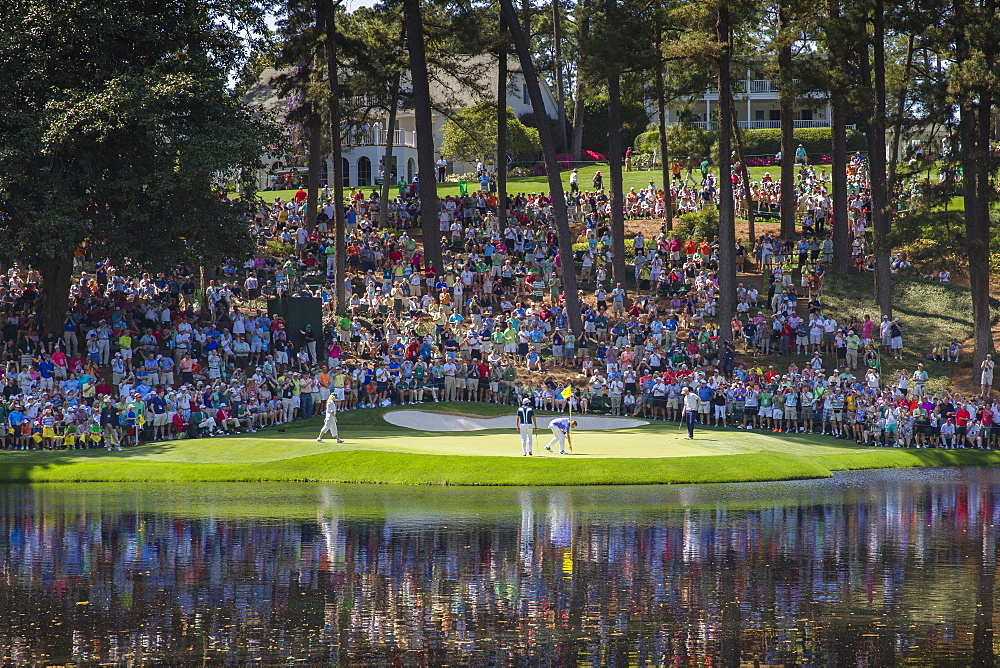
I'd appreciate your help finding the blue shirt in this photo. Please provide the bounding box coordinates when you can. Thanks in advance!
[549,417,571,432]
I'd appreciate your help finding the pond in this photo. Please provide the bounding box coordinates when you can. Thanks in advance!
[2,469,999,665]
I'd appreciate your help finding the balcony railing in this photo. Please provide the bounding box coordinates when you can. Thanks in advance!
[677,119,852,131]
[341,128,417,149]
[704,79,805,96]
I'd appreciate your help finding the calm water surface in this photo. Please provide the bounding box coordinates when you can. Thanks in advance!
[2,469,1000,665]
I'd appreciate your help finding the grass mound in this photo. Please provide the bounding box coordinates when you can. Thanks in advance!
[4,402,1000,485]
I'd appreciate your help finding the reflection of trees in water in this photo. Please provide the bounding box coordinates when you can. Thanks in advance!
[2,474,1000,664]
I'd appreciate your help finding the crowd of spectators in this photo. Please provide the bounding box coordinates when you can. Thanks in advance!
[0,152,982,452]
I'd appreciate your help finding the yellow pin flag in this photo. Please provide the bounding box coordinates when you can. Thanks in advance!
[561,385,573,400]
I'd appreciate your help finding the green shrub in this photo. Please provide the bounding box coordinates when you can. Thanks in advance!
[670,208,720,240]
[581,95,650,155]
[739,128,866,157]
[265,240,294,256]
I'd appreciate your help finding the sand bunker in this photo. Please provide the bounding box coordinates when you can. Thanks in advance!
[384,409,649,432]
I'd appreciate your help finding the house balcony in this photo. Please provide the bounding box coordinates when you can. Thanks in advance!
[672,119,855,131]
[341,128,417,149]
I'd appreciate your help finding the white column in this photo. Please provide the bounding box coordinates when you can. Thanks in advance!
[825,99,832,125]
[706,97,711,128]
[746,70,752,128]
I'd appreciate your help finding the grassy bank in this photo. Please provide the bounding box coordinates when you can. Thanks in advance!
[4,403,1000,486]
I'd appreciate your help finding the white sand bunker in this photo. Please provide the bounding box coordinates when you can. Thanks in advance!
[384,409,649,432]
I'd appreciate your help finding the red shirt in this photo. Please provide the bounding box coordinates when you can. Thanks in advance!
[956,408,970,427]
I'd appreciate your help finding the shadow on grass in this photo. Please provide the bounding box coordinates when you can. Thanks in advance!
[0,439,178,482]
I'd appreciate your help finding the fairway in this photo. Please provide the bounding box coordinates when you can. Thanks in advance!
[4,402,1000,486]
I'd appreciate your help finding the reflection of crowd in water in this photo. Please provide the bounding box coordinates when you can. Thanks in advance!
[2,476,1000,665]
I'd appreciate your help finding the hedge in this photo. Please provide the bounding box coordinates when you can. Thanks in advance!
[739,127,867,157]
[636,126,866,159]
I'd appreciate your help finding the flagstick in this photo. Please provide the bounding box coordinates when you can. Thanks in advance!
[567,389,573,453]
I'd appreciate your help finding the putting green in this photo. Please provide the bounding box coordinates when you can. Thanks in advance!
[3,403,1000,485]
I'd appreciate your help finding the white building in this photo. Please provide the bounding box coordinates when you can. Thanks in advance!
[243,58,560,191]
[664,70,834,131]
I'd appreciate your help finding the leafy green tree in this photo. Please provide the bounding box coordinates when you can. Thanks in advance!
[579,95,650,155]
[440,103,541,163]
[0,0,276,329]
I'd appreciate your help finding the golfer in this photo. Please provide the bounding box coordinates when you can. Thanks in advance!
[544,416,577,454]
[316,397,344,443]
[681,386,699,439]
[516,397,537,456]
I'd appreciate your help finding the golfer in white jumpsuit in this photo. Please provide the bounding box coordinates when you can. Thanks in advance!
[544,417,576,454]
[516,399,536,456]
[316,399,344,443]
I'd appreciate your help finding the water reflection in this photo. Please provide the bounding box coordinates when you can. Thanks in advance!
[2,470,999,664]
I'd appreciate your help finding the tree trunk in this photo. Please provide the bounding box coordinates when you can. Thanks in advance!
[305,106,322,230]
[731,108,755,253]
[502,0,582,336]
[778,2,796,239]
[655,47,672,231]
[552,0,568,150]
[887,33,915,190]
[961,96,994,369]
[40,257,73,336]
[866,0,892,318]
[830,86,850,272]
[569,0,587,162]
[828,0,850,273]
[607,72,628,290]
[404,0,443,275]
[716,4,736,342]
[323,0,347,315]
[498,12,508,230]
[378,71,402,229]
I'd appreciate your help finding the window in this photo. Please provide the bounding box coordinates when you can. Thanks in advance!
[358,156,372,187]
[522,82,531,106]
[407,158,415,183]
[319,160,329,186]
[341,158,350,187]
[800,109,814,121]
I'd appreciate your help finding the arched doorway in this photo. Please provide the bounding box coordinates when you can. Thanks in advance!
[341,158,350,187]
[358,156,372,187]
[407,158,415,183]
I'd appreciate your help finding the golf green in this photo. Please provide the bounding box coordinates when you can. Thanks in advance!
[2,403,999,485]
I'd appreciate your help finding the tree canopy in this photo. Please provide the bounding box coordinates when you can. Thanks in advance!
[0,0,278,327]
[440,102,542,164]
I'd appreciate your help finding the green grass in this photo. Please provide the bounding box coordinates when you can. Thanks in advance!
[255,163,781,204]
[5,402,1000,486]
[744,272,993,396]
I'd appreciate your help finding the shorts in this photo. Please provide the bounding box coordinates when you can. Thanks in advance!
[772,408,783,420]
[832,409,844,421]
[801,406,814,419]
[784,407,797,420]
[758,406,771,417]
[667,397,679,410]
[713,405,726,419]
[334,387,345,401]
[153,413,168,427]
